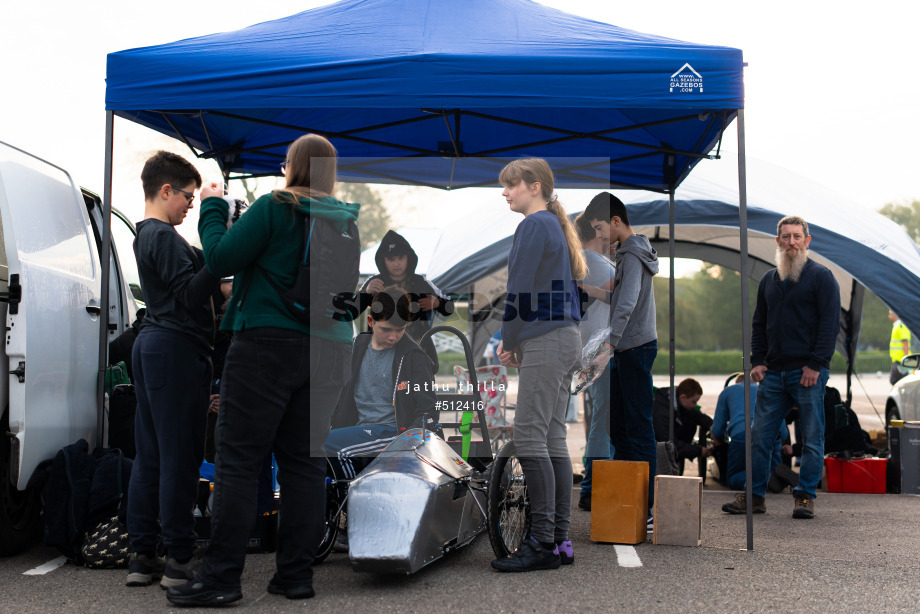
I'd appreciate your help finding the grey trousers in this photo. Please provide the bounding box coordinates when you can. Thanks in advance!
[513,326,581,543]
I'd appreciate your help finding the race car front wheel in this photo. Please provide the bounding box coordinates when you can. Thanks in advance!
[487,440,530,559]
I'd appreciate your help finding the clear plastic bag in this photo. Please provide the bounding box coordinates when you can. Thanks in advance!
[571,327,612,395]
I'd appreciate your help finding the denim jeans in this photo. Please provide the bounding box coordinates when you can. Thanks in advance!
[726,436,782,491]
[580,363,614,497]
[127,326,211,561]
[750,368,828,499]
[198,330,349,591]
[609,340,658,509]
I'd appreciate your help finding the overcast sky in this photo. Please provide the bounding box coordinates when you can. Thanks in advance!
[2,0,918,249]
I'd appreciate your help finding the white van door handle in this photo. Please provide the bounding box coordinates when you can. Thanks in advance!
[85,302,101,316]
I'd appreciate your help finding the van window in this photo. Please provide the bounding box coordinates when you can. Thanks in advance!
[111,211,142,303]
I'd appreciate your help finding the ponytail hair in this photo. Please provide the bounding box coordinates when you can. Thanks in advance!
[499,158,587,280]
[546,197,587,280]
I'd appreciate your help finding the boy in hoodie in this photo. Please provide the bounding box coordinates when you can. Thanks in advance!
[127,152,221,588]
[584,191,659,515]
[361,230,453,369]
[325,288,437,480]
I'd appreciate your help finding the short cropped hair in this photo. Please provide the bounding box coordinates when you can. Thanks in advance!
[369,287,412,325]
[584,191,629,226]
[141,151,202,201]
[676,377,703,399]
[574,212,596,244]
[776,215,809,238]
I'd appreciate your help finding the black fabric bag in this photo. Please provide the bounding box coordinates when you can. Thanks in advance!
[108,384,137,460]
[43,442,133,564]
[81,515,130,569]
[823,386,874,456]
[43,440,98,562]
[258,215,360,327]
[81,449,132,569]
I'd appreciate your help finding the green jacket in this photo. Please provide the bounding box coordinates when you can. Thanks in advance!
[199,192,361,343]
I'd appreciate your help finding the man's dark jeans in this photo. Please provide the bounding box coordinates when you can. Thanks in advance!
[609,340,658,510]
[128,326,211,561]
[198,330,349,591]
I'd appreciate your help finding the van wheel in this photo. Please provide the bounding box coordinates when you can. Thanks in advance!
[0,411,41,556]
[886,404,901,428]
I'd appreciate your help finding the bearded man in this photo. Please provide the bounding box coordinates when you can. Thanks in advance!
[722,216,839,520]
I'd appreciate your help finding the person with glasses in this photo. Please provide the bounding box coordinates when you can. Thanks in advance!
[126,151,223,589]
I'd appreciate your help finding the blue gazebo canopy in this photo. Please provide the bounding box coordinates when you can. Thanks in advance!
[106,0,744,191]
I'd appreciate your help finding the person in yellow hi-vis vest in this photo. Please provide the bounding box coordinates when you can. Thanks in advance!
[889,310,912,385]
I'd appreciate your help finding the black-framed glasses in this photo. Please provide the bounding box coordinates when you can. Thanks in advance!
[170,184,195,204]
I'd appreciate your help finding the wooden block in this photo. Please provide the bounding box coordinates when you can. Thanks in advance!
[653,475,702,547]
[590,460,649,544]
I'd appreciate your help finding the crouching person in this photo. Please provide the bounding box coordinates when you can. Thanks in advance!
[325,288,437,482]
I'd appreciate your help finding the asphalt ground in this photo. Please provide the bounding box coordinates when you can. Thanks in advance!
[3,490,918,613]
[1,373,911,612]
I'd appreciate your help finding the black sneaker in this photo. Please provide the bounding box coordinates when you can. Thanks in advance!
[792,495,815,519]
[577,494,591,511]
[126,552,165,586]
[491,537,561,572]
[721,492,766,514]
[166,579,242,607]
[267,577,315,600]
[160,556,202,589]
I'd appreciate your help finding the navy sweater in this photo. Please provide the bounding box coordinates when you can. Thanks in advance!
[751,259,840,371]
[501,210,580,350]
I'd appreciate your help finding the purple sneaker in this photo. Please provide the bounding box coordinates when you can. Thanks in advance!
[554,540,574,565]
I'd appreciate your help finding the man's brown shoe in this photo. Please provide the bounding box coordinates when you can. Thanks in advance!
[792,495,815,519]
[721,492,766,514]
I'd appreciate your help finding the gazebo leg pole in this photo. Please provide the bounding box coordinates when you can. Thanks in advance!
[96,111,115,450]
[668,190,676,445]
[737,108,754,552]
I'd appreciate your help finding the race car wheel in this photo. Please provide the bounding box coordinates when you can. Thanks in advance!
[487,440,530,559]
[315,459,344,564]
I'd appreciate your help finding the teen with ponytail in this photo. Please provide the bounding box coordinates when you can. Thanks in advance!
[492,158,585,572]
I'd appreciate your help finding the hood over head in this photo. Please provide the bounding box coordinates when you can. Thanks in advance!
[375,230,419,276]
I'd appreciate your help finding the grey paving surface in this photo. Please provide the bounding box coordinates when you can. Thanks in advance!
[1,372,909,613]
[2,490,918,613]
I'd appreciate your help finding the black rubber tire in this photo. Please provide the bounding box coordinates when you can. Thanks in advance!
[0,410,42,556]
[314,459,343,564]
[487,440,530,559]
[886,403,901,428]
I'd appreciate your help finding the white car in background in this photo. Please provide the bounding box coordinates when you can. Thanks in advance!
[886,353,920,426]
[0,140,140,555]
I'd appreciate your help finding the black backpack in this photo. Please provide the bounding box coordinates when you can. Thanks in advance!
[259,215,360,327]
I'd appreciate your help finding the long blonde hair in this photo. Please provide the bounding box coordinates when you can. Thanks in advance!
[272,133,338,205]
[499,158,587,280]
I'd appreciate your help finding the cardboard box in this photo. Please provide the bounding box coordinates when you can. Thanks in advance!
[653,475,702,547]
[887,426,920,494]
[866,429,887,450]
[590,460,648,544]
[824,457,887,494]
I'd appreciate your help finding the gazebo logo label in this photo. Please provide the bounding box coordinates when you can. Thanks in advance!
[670,63,703,93]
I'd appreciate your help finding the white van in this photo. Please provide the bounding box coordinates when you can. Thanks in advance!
[0,141,141,555]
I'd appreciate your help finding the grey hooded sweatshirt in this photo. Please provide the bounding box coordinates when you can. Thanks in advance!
[607,234,659,350]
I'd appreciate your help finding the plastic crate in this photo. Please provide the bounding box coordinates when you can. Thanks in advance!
[824,457,887,494]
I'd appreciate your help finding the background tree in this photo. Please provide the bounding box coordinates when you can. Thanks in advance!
[879,200,920,244]
[335,183,391,249]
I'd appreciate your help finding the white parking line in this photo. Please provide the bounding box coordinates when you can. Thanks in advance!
[614,545,642,568]
[23,556,67,575]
